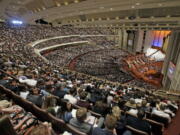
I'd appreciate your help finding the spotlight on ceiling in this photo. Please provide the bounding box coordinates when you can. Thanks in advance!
[11,20,23,25]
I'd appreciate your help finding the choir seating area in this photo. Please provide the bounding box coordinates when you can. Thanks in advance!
[124,54,163,87]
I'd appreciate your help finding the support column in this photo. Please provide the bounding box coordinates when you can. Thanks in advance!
[117,29,123,48]
[143,31,154,53]
[122,29,128,50]
[134,30,144,53]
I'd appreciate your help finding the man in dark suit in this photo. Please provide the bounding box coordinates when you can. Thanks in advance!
[77,91,91,109]
[126,109,151,135]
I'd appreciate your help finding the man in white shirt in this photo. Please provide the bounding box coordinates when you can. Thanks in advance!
[64,88,77,104]
[152,108,171,123]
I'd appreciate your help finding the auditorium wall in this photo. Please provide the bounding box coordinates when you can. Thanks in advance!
[162,30,180,91]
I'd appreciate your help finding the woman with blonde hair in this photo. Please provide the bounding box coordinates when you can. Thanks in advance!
[111,106,127,135]
[112,106,121,120]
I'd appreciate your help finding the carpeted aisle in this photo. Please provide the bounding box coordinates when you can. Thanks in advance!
[164,107,180,135]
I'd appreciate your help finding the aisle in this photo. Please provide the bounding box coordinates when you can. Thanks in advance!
[164,107,180,135]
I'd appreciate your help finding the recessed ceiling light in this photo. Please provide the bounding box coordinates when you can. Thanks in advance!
[56,2,61,7]
[115,16,119,20]
[99,6,104,9]
[158,3,162,6]
[110,8,113,11]
[74,0,79,3]
[136,3,140,6]
[64,2,68,5]
[136,16,140,19]
[131,6,135,8]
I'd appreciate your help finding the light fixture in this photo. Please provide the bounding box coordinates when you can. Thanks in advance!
[151,16,154,19]
[136,16,140,19]
[115,16,119,20]
[11,20,23,25]
[110,8,113,11]
[131,6,135,9]
[56,2,61,7]
[64,2,68,5]
[136,3,140,6]
[74,0,79,3]
[158,3,162,6]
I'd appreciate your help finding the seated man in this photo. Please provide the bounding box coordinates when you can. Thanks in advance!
[128,103,142,116]
[69,108,92,133]
[64,88,77,105]
[76,91,91,109]
[125,98,136,109]
[152,105,171,123]
[92,114,120,135]
[69,108,103,134]
[126,109,151,135]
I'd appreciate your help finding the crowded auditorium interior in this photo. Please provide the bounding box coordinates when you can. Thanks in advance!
[0,0,180,135]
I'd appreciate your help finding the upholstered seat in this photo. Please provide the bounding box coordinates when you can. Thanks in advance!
[145,118,164,135]
[66,124,88,135]
[126,125,149,135]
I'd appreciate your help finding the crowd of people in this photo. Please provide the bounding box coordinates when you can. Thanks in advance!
[43,44,103,67]
[0,23,179,135]
[125,79,158,90]
[74,49,133,83]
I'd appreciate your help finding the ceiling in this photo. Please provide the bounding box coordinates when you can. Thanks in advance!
[0,0,180,28]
